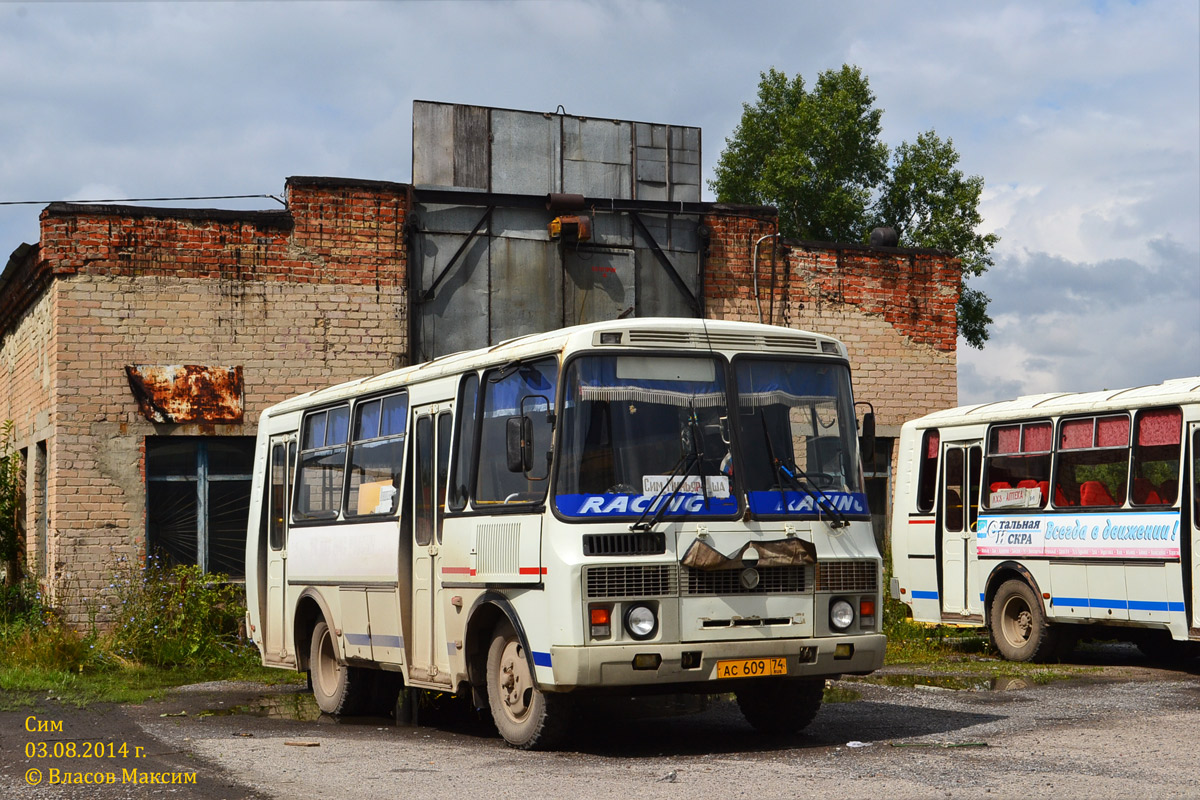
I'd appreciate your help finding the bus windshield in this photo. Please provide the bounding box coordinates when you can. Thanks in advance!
[554,354,866,521]
[732,357,865,518]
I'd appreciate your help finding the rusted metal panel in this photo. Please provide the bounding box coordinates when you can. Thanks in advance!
[489,237,561,342]
[411,102,706,359]
[413,231,491,362]
[491,109,560,195]
[564,249,633,325]
[125,365,244,423]
[412,102,455,187]
[636,246,701,319]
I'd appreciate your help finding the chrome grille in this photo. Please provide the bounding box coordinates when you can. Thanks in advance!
[584,565,677,599]
[682,565,808,595]
[816,560,878,593]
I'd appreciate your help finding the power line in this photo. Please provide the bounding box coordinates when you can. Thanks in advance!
[0,194,287,207]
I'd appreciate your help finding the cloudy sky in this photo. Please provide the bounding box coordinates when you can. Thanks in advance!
[1,0,1196,406]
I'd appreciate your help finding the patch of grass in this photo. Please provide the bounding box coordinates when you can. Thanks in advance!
[0,561,304,709]
[0,662,303,709]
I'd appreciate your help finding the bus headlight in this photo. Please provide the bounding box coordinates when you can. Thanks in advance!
[624,604,658,640]
[829,599,855,631]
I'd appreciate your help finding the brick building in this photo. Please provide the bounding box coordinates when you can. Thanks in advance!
[0,107,958,620]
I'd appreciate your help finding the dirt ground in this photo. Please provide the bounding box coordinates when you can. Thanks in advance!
[3,644,1198,800]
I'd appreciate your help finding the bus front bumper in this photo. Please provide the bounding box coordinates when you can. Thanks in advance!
[546,633,886,691]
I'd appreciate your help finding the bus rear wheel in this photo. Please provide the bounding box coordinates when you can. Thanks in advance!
[989,579,1057,662]
[736,678,824,735]
[486,621,568,750]
[309,619,370,715]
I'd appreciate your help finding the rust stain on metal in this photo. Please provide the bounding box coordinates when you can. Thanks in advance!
[125,365,244,423]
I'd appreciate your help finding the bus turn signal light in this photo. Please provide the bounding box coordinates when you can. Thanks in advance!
[590,605,612,639]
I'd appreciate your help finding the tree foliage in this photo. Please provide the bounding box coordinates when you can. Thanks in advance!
[0,420,24,587]
[711,67,998,348]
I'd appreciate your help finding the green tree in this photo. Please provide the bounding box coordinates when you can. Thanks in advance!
[875,131,998,347]
[711,67,998,348]
[712,66,889,242]
[0,420,24,587]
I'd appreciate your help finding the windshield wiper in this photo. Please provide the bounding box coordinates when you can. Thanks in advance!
[629,451,696,533]
[757,410,848,528]
[630,407,710,533]
[776,457,849,529]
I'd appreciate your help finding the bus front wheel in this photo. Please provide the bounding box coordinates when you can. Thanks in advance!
[736,678,824,735]
[485,621,568,749]
[989,579,1057,662]
[309,619,369,715]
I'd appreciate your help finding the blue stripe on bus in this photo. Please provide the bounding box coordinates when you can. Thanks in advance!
[532,651,552,667]
[1052,597,1185,613]
[910,590,939,600]
[343,633,404,648]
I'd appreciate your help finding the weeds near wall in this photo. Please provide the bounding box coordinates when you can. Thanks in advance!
[0,555,281,706]
[105,556,255,668]
[0,420,25,587]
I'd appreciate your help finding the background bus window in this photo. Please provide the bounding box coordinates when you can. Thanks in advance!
[1056,414,1130,507]
[1130,407,1181,506]
[984,421,1051,510]
[916,429,939,513]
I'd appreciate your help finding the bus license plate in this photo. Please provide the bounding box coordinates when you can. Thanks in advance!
[715,657,787,679]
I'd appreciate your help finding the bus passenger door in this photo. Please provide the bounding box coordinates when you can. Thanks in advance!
[264,436,295,665]
[940,444,982,617]
[409,407,454,686]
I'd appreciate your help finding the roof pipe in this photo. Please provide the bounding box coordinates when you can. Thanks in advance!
[752,232,780,324]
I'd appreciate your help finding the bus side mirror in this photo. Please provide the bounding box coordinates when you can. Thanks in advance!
[857,402,876,463]
[506,416,533,472]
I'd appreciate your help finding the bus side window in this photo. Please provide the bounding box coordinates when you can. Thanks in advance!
[1131,407,1181,506]
[917,429,939,513]
[1058,415,1130,508]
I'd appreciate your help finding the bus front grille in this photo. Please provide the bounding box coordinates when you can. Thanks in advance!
[584,565,677,599]
[816,560,878,593]
[682,565,809,595]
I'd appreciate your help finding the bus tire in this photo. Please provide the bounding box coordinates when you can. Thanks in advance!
[989,579,1057,662]
[309,619,369,715]
[736,678,824,735]
[486,621,568,750]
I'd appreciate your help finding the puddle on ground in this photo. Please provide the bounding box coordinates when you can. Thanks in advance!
[201,692,324,722]
[846,674,1032,692]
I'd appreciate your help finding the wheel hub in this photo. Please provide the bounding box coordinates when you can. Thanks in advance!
[499,640,532,721]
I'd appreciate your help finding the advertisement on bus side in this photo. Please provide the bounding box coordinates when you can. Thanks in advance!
[976,511,1181,559]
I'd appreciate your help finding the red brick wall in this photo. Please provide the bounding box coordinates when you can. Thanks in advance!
[703,216,959,430]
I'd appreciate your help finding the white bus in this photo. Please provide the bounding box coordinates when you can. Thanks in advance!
[245,318,884,748]
[890,377,1200,662]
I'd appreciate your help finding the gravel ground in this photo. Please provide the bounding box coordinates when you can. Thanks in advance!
[4,646,1199,800]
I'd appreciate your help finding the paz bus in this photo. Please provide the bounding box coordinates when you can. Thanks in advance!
[890,377,1200,662]
[244,318,884,748]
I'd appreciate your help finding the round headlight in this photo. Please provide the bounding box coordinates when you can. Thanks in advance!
[624,604,658,640]
[829,599,855,631]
